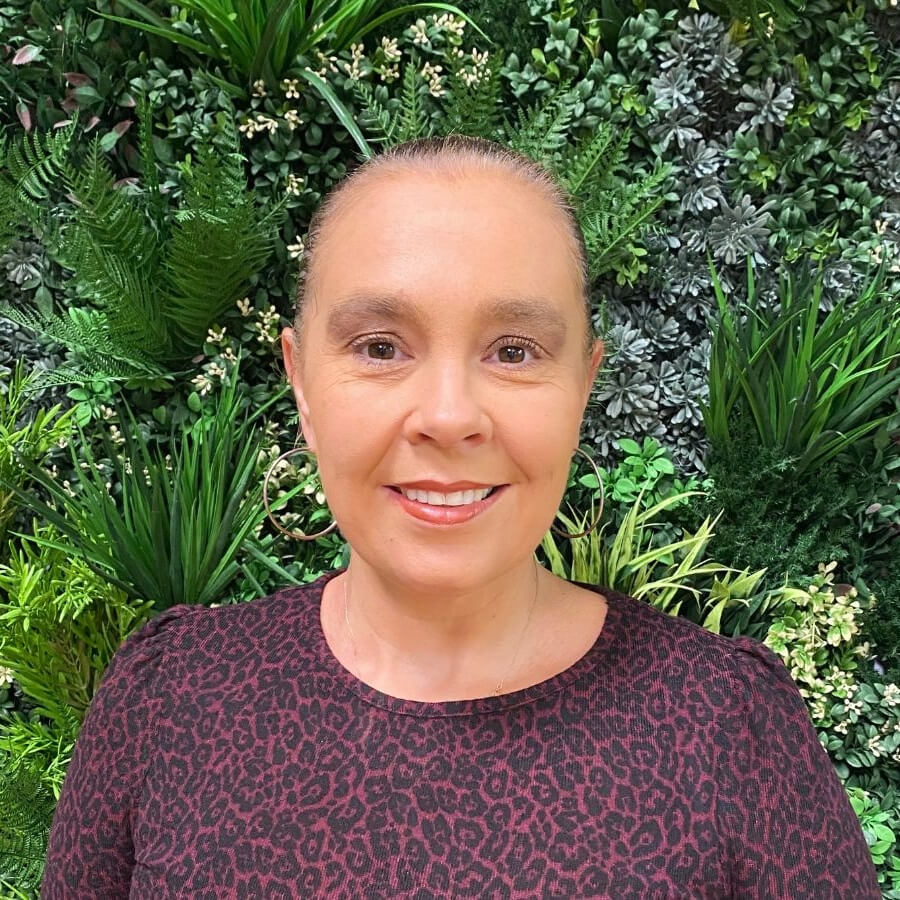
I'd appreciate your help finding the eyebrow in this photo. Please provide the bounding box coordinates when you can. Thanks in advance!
[325,292,569,343]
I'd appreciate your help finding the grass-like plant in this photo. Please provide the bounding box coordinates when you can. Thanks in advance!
[703,257,900,478]
[99,1,489,99]
[0,101,285,387]
[539,488,770,635]
[0,354,280,611]
[0,360,76,548]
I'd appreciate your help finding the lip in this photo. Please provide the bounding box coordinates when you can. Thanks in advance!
[386,484,507,525]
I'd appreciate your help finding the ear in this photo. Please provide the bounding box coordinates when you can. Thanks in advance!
[280,326,318,453]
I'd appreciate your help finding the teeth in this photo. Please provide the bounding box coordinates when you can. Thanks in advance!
[401,487,493,506]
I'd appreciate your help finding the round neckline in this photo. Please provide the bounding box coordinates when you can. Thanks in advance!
[306,566,620,718]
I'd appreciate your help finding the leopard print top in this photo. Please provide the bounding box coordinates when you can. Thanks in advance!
[42,566,880,898]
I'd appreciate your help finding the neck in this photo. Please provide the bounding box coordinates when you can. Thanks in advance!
[337,554,547,701]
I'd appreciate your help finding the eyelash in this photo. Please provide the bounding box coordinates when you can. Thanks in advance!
[349,333,544,368]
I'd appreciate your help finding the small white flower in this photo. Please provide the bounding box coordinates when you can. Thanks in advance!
[286,173,305,196]
[191,373,212,396]
[207,325,226,344]
[0,666,14,687]
[252,79,268,98]
[237,297,253,317]
[283,108,303,130]
[281,78,301,99]
[287,238,305,259]
[433,13,465,36]
[378,63,400,83]
[380,36,401,62]
[409,18,430,46]
[254,114,279,134]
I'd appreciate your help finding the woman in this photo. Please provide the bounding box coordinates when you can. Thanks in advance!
[42,135,879,898]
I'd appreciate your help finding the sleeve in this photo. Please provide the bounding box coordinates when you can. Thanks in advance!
[40,604,198,900]
[717,636,881,899]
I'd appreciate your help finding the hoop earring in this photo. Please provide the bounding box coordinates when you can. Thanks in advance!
[262,444,339,541]
[550,446,605,540]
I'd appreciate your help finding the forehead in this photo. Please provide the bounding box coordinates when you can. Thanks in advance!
[307,167,583,332]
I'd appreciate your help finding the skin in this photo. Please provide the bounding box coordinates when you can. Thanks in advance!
[280,164,608,702]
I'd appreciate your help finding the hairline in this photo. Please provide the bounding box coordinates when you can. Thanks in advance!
[293,141,595,366]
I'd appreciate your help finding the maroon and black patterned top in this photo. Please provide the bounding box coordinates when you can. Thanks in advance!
[42,567,880,898]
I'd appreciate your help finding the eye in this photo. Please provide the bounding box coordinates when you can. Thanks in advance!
[349,334,403,366]
[492,336,543,366]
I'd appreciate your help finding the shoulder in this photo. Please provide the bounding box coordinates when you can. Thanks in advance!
[148,579,325,678]
[102,603,203,688]
[582,583,792,712]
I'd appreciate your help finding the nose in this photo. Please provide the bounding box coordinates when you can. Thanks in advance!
[402,357,493,448]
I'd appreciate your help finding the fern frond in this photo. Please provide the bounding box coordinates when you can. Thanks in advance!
[0,303,165,381]
[4,119,76,201]
[581,162,672,281]
[0,752,56,891]
[396,60,428,144]
[555,121,625,198]
[440,51,504,141]
[162,128,284,354]
[503,79,577,165]
[60,136,158,272]
[352,79,398,147]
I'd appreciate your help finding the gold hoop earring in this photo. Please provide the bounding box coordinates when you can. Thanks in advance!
[550,446,605,539]
[262,443,339,541]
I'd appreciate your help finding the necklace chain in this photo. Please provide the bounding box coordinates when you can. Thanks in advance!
[342,561,540,698]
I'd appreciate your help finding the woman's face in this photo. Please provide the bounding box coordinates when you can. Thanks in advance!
[281,166,604,593]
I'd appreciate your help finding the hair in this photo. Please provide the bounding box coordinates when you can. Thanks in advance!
[292,134,595,360]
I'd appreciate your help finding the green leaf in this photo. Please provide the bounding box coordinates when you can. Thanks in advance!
[74,85,103,106]
[187,391,203,412]
[293,67,372,159]
[86,18,104,41]
[99,130,121,152]
[30,2,52,29]
[74,403,92,427]
[617,438,642,456]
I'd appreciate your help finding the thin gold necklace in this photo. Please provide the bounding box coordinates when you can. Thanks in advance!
[342,560,540,698]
